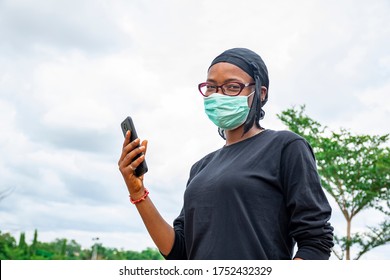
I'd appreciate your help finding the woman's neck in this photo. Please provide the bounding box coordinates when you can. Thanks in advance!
[225,125,264,146]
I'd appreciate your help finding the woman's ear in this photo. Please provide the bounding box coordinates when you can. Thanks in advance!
[261,86,267,102]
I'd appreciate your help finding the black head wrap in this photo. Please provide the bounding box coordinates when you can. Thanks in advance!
[208,48,269,139]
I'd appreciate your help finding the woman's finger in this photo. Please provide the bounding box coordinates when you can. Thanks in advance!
[141,140,148,156]
[118,137,140,164]
[122,145,145,168]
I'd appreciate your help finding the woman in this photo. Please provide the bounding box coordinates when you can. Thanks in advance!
[118,48,334,260]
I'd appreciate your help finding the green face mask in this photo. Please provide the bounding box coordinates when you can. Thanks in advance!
[203,92,254,130]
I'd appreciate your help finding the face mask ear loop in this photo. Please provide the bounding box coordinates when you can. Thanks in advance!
[218,127,226,140]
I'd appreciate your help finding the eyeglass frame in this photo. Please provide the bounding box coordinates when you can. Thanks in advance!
[198,81,256,97]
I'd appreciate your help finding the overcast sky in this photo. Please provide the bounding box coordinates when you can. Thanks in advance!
[0,0,389,259]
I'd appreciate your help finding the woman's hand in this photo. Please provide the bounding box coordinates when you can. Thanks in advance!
[118,130,148,199]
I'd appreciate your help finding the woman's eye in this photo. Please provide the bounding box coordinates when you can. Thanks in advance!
[226,84,240,90]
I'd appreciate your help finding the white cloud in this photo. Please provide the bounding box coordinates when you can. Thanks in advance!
[0,0,389,259]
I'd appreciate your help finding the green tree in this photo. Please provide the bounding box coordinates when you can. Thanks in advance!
[140,247,164,260]
[0,230,163,260]
[278,105,390,260]
[30,229,38,256]
[0,231,17,259]
[17,232,30,258]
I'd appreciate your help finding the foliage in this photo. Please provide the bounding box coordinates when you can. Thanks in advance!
[0,229,163,260]
[278,105,390,260]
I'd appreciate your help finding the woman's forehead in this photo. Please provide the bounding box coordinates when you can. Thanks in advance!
[207,62,253,81]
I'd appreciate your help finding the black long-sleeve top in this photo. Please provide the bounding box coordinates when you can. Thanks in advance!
[165,129,334,260]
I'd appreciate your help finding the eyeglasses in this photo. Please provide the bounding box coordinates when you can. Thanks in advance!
[198,81,255,97]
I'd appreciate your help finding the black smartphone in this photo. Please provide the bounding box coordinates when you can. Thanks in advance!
[120,116,148,177]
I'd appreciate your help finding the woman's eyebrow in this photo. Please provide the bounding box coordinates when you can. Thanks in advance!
[206,78,244,83]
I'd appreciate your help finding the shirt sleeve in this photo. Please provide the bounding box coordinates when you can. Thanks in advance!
[280,138,334,260]
[163,208,187,260]
[163,159,208,260]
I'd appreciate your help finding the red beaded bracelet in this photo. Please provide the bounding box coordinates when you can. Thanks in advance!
[130,188,149,204]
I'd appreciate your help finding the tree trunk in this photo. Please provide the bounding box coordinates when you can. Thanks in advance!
[346,219,351,260]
